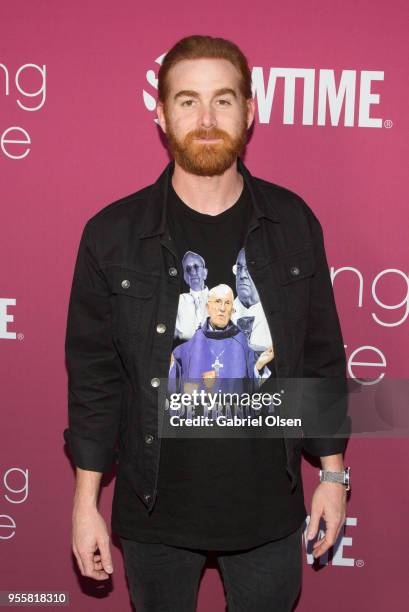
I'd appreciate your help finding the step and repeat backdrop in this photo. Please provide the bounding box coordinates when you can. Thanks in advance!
[1,1,408,610]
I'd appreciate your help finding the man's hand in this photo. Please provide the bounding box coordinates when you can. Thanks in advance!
[306,481,347,559]
[255,345,274,370]
[72,504,113,580]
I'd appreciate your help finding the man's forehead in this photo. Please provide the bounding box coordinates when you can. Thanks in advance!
[168,58,241,95]
[184,254,202,264]
[210,289,234,300]
[237,249,246,263]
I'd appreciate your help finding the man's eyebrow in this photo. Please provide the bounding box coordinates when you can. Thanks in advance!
[173,87,238,101]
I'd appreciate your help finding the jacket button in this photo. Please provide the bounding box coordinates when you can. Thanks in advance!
[168,267,178,276]
[143,493,151,502]
[121,279,130,289]
[156,323,166,334]
[150,377,160,388]
[290,266,300,276]
[144,434,154,444]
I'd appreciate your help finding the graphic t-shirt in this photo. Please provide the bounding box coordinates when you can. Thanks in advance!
[114,177,307,550]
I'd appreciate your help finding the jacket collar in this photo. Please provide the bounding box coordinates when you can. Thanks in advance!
[138,156,280,239]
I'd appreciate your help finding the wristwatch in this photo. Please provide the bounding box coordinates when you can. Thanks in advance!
[319,467,351,491]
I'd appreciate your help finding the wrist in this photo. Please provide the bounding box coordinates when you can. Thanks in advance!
[73,493,98,511]
[320,454,344,471]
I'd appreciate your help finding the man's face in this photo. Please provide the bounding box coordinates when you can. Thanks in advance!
[235,248,259,307]
[157,58,255,176]
[206,292,234,328]
[183,253,207,291]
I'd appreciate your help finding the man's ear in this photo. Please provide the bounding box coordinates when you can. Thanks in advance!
[246,98,256,130]
[156,101,167,134]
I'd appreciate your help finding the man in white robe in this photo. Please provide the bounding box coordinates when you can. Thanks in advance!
[231,247,273,351]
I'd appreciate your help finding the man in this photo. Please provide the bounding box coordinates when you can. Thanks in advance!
[65,34,350,611]
[231,246,273,351]
[169,283,273,395]
[174,250,209,340]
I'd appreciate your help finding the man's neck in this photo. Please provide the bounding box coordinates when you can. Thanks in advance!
[171,159,244,216]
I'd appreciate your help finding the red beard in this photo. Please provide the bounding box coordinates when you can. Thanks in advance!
[164,109,248,176]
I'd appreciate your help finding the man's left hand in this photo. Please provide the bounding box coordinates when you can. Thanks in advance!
[306,482,347,559]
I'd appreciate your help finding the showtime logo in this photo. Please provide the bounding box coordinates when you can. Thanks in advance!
[143,53,386,128]
[0,299,16,339]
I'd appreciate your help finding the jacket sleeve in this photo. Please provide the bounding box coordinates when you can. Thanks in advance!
[63,219,126,472]
[300,203,351,457]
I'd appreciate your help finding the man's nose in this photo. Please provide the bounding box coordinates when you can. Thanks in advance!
[199,105,216,128]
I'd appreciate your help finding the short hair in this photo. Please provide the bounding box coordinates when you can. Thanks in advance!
[157,35,252,105]
[182,250,206,269]
[208,284,234,301]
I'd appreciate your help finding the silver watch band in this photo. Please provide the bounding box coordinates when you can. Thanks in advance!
[319,467,350,490]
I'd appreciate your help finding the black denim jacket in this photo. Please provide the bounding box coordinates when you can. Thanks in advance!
[63,157,349,511]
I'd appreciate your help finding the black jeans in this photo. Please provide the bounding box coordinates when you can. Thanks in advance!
[120,523,303,612]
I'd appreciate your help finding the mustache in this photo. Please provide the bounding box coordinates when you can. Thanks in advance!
[187,129,229,140]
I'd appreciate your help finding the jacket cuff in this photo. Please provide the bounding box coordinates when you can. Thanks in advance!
[302,436,347,457]
[63,428,116,472]
[302,415,351,457]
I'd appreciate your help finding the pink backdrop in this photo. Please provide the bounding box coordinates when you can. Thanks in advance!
[1,0,408,610]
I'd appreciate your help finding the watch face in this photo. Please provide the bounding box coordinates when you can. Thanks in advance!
[345,467,351,489]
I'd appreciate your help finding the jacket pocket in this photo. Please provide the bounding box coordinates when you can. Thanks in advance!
[272,246,315,316]
[105,265,160,342]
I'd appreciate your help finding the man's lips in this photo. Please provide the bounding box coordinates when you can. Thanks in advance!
[194,138,222,143]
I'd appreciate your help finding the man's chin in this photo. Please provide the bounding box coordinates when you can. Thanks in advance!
[214,319,228,327]
[169,141,241,176]
[177,156,237,177]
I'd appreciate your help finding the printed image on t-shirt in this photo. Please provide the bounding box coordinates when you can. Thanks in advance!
[168,246,274,395]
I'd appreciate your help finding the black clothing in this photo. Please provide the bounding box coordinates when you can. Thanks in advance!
[63,158,350,541]
[119,521,303,611]
[107,178,306,549]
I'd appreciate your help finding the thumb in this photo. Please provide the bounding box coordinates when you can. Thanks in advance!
[307,511,320,541]
[98,538,113,574]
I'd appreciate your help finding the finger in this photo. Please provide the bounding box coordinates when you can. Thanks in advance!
[73,549,85,576]
[81,551,98,577]
[307,511,321,540]
[312,525,339,558]
[323,523,338,549]
[312,534,325,547]
[80,551,110,580]
[312,539,332,558]
[312,516,344,547]
[98,538,114,574]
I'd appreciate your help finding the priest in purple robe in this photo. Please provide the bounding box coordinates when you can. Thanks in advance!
[168,284,273,396]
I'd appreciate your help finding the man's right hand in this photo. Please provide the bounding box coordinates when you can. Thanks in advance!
[72,504,113,580]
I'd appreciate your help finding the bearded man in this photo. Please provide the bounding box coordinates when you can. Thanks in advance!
[65,34,350,612]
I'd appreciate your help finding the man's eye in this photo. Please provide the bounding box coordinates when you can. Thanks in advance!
[217,99,231,105]
[181,100,194,106]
